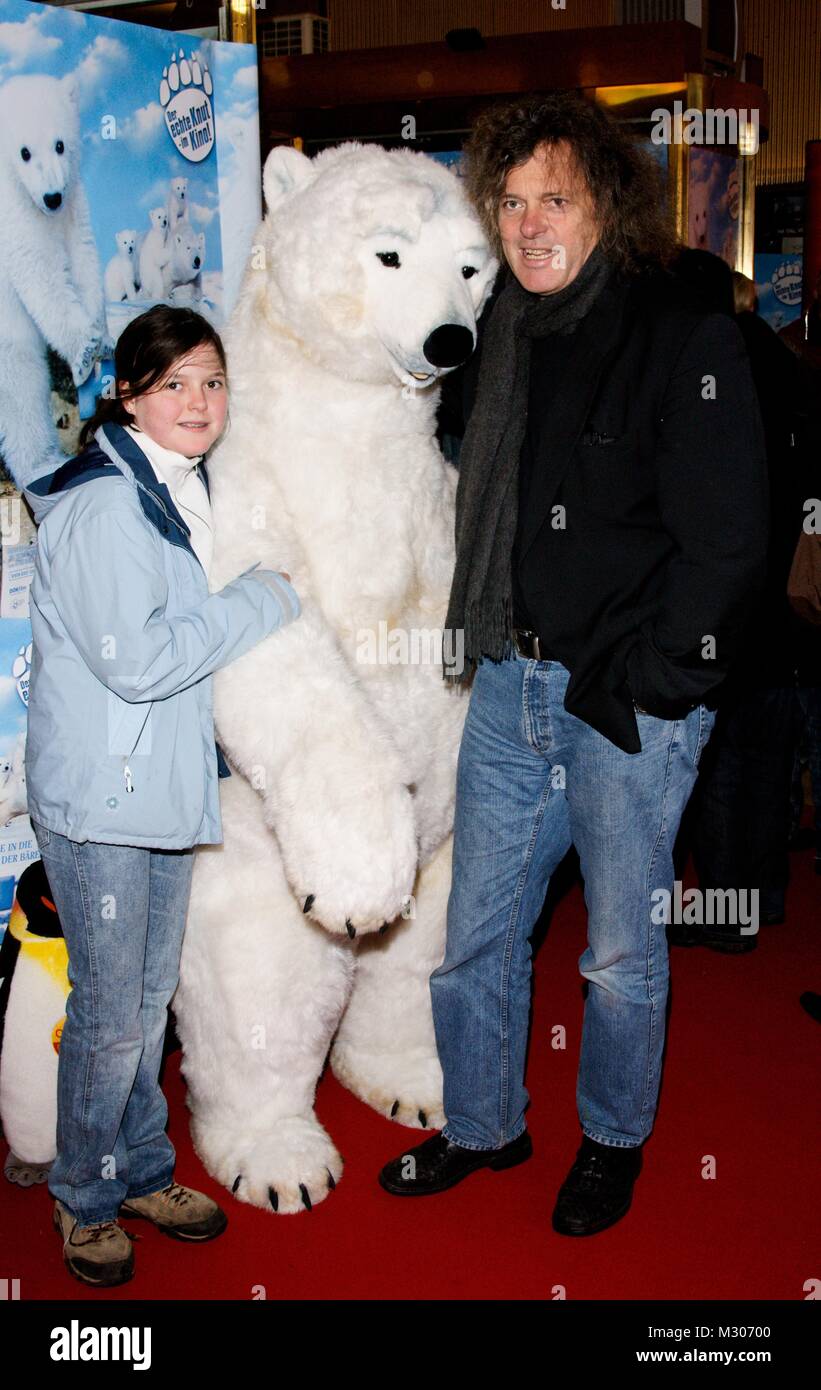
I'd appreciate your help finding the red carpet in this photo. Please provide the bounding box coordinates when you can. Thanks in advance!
[3,844,818,1301]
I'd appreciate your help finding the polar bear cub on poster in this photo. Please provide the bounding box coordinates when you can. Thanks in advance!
[166,176,189,229]
[137,207,170,302]
[175,142,497,1215]
[0,73,103,487]
[165,226,205,303]
[104,229,140,303]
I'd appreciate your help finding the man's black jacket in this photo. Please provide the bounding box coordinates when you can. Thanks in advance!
[440,265,769,753]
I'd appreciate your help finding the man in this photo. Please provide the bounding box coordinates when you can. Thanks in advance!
[379,91,768,1236]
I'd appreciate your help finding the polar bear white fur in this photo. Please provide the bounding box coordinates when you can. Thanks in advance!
[137,207,170,303]
[166,176,189,230]
[103,229,139,303]
[0,74,104,487]
[0,732,28,826]
[165,226,204,303]
[175,142,497,1214]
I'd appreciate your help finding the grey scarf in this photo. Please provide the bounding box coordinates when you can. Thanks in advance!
[444,242,615,680]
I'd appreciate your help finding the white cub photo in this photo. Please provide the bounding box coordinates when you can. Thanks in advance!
[0,72,104,486]
[175,142,497,1214]
[165,225,205,303]
[137,206,171,302]
[103,229,140,303]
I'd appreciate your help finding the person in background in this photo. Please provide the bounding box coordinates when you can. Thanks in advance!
[732,269,757,314]
[678,252,814,948]
[780,265,821,369]
[23,305,300,1287]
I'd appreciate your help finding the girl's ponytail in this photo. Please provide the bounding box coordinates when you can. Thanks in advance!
[77,388,132,449]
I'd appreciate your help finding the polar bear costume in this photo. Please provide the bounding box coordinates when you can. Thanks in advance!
[0,74,103,487]
[175,143,496,1214]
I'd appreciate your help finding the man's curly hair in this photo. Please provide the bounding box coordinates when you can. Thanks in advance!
[463,90,679,274]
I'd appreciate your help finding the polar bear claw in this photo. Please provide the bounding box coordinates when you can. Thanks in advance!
[192,1114,343,1215]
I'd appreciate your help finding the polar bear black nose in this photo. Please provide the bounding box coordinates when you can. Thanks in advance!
[422,324,474,369]
[44,192,62,211]
[193,257,201,268]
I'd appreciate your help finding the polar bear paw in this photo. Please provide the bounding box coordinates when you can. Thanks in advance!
[274,774,418,938]
[330,1042,445,1131]
[71,335,100,387]
[192,1113,343,1215]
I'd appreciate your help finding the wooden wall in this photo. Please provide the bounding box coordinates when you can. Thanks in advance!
[326,0,617,51]
[325,0,819,186]
[741,0,821,185]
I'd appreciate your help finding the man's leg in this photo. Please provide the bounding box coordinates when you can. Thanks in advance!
[551,704,714,1235]
[569,705,713,1146]
[693,689,797,926]
[379,655,574,1196]
[431,655,573,1150]
[797,686,821,868]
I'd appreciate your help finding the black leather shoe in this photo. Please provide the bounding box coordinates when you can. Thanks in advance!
[552,1135,642,1236]
[667,922,757,954]
[379,1129,532,1196]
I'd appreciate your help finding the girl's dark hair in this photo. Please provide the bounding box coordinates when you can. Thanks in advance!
[78,304,228,448]
[463,90,680,274]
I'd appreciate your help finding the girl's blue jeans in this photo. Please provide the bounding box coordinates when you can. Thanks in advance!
[31,820,193,1225]
[431,654,714,1152]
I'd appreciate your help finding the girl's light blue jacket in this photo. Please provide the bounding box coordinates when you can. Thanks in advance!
[23,422,299,849]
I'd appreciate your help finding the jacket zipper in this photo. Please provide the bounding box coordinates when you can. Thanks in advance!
[91,446,206,793]
[132,477,207,575]
[122,705,152,793]
[120,476,204,792]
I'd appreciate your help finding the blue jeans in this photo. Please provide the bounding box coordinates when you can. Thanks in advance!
[31,821,193,1225]
[430,656,714,1152]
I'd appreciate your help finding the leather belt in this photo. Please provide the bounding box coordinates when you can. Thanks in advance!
[512,627,555,661]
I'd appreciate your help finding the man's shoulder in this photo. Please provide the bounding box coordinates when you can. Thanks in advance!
[625,265,715,329]
[622,265,745,367]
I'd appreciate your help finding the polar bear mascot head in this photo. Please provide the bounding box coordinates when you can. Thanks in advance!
[234,142,497,388]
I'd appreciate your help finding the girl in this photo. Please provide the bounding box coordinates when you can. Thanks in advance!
[23,304,299,1286]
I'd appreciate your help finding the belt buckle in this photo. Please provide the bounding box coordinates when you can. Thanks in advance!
[514,627,541,660]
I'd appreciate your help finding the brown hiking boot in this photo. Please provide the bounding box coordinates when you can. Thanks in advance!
[120,1181,227,1241]
[53,1200,135,1287]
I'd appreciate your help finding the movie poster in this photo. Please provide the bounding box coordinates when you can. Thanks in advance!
[0,0,262,489]
[0,0,261,961]
[687,147,740,268]
[754,252,804,332]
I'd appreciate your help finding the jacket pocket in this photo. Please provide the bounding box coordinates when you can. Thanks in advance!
[575,429,643,517]
[105,688,153,757]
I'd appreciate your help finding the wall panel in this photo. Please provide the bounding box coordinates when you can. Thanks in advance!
[741,0,821,185]
[327,0,617,51]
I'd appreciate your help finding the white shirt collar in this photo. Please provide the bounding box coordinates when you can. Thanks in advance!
[123,424,203,494]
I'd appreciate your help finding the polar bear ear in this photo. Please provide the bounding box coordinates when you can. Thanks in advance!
[262,145,314,213]
[60,73,79,107]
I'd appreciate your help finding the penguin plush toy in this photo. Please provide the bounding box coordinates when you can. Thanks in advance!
[0,859,69,1185]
